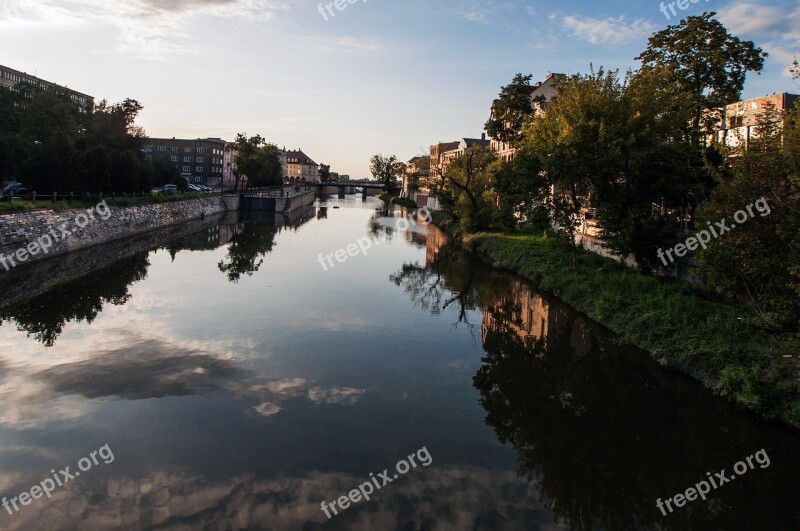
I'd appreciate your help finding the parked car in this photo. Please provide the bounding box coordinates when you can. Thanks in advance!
[198,185,212,192]
[187,184,202,192]
[162,184,178,195]
[2,182,27,197]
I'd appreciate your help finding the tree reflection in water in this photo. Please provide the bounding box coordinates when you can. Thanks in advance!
[0,254,150,347]
[390,228,800,531]
[217,222,279,283]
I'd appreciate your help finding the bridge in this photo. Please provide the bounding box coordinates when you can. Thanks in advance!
[314,181,400,199]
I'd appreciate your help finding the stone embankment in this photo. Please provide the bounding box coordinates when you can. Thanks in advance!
[0,195,240,270]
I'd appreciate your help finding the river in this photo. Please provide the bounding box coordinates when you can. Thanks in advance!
[0,196,797,530]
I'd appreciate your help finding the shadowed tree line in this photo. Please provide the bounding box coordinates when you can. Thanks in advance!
[0,84,176,194]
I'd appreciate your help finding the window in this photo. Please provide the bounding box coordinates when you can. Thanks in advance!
[184,156,191,162]
[197,148,205,154]
[182,166,191,172]
[158,146,166,152]
[171,156,179,162]
[144,146,153,152]
[196,166,204,173]
[145,155,152,161]
[195,177,202,183]
[172,147,179,152]
[196,157,204,163]
[184,147,192,153]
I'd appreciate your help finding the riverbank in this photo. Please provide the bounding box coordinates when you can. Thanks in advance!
[433,214,800,427]
[0,195,240,269]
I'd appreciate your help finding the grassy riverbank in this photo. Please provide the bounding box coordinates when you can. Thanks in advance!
[433,213,800,427]
[0,192,220,214]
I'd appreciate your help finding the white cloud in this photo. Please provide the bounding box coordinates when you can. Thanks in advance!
[0,0,291,58]
[562,15,655,45]
[716,2,800,43]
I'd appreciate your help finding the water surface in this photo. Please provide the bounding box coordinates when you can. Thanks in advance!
[0,196,797,530]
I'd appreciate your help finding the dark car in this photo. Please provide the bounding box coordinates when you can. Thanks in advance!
[161,185,178,195]
[2,183,27,197]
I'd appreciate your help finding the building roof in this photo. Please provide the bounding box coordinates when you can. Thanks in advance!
[285,150,317,166]
[462,138,491,148]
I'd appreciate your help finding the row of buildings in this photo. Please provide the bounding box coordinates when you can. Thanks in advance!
[142,138,323,188]
[402,70,799,211]
[1,63,328,189]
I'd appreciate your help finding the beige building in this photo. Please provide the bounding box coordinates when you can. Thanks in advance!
[712,93,799,149]
[284,149,319,183]
[402,156,430,203]
[0,64,94,113]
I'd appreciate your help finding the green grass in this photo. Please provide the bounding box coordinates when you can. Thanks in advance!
[0,192,220,214]
[435,214,800,426]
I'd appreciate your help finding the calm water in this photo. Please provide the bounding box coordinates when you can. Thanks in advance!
[0,196,798,531]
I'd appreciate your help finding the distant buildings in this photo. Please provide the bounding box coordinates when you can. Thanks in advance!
[144,137,227,187]
[402,156,430,204]
[0,64,94,113]
[712,93,799,149]
[284,149,320,183]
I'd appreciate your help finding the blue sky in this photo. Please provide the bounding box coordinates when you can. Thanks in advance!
[1,0,798,177]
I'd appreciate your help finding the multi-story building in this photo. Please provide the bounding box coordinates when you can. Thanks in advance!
[284,149,319,183]
[145,137,227,187]
[402,156,430,203]
[0,64,94,113]
[223,144,248,190]
[712,93,799,149]
[488,73,565,162]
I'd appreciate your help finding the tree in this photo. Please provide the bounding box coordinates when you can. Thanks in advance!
[696,102,800,329]
[229,134,283,189]
[445,145,498,232]
[319,164,331,182]
[485,74,534,145]
[492,147,549,231]
[636,13,767,142]
[369,154,402,192]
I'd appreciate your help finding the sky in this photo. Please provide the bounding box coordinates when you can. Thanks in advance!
[1,0,798,178]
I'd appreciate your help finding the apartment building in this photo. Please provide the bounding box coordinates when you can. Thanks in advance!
[0,64,94,113]
[145,137,227,187]
[712,93,799,149]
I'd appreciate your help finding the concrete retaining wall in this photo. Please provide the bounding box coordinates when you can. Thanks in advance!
[0,196,235,270]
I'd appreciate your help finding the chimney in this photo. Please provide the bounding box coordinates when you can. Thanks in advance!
[481,133,486,140]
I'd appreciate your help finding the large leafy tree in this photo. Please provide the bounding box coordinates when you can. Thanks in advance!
[228,134,283,189]
[369,154,403,192]
[636,12,767,141]
[523,68,701,272]
[445,145,497,232]
[491,147,549,231]
[485,73,534,145]
[522,71,609,261]
[318,164,331,182]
